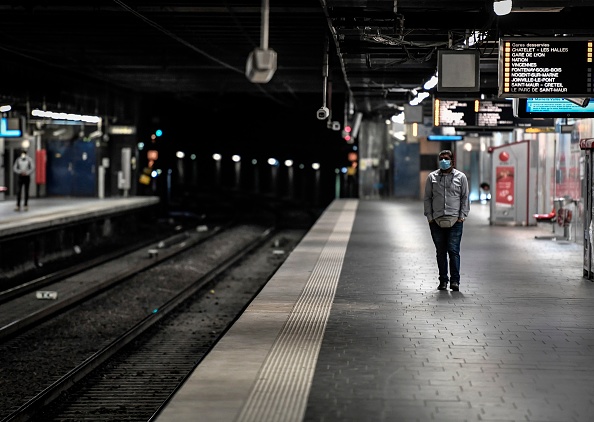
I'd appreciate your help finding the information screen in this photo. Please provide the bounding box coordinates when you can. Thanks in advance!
[433,99,475,127]
[476,100,515,127]
[516,97,594,118]
[499,37,594,97]
[434,99,517,128]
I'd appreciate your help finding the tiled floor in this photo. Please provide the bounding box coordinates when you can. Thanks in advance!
[157,199,593,422]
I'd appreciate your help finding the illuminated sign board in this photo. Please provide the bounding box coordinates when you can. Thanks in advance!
[434,99,475,127]
[107,125,137,135]
[476,100,515,127]
[499,37,594,97]
[434,98,554,128]
[427,135,464,141]
[515,97,594,118]
[0,117,22,137]
[434,99,517,128]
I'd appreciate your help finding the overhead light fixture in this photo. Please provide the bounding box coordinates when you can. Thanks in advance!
[31,109,102,124]
[409,92,430,106]
[391,112,404,124]
[89,130,103,139]
[423,74,439,90]
[493,0,512,16]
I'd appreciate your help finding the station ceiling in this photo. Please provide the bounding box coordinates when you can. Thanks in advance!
[1,1,594,120]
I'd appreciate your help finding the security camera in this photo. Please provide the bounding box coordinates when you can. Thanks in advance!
[316,106,330,120]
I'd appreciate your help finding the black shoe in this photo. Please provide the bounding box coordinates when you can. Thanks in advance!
[438,281,448,290]
[450,282,459,291]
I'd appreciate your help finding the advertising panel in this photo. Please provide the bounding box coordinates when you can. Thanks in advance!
[495,165,515,207]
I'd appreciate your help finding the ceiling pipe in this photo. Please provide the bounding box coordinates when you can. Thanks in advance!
[319,0,352,97]
[323,36,329,109]
[260,0,270,50]
[317,36,331,120]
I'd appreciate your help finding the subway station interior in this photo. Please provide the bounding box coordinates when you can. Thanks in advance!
[3,1,594,421]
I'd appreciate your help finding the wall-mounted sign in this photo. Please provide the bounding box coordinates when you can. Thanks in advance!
[0,117,22,137]
[495,166,515,207]
[499,37,593,97]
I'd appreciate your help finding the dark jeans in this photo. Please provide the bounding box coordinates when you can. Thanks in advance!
[16,175,30,207]
[429,221,463,284]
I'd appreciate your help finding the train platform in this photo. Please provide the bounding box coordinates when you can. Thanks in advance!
[154,198,593,422]
[0,196,160,238]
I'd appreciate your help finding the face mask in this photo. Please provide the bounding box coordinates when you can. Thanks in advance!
[439,159,451,170]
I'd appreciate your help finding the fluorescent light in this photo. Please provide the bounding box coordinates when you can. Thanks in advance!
[31,109,102,123]
[409,92,430,106]
[423,74,438,90]
[493,0,512,16]
[391,112,405,124]
[89,130,103,139]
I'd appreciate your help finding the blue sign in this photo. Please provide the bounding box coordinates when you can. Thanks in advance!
[427,135,464,141]
[0,118,22,137]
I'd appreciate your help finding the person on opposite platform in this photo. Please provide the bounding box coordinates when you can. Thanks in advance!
[13,149,34,212]
[423,149,470,291]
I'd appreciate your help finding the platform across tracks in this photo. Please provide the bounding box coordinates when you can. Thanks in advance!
[0,196,160,238]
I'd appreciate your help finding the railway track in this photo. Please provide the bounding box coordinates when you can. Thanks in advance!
[0,222,228,341]
[0,221,306,421]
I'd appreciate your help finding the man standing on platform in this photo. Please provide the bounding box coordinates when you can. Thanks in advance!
[13,149,34,212]
[423,149,470,291]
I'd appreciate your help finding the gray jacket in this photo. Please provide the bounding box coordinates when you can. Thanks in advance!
[13,154,34,176]
[423,168,470,222]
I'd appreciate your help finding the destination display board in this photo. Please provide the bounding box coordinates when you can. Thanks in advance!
[434,99,515,128]
[515,97,594,118]
[476,100,515,127]
[433,99,475,127]
[499,37,594,97]
[434,98,554,128]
